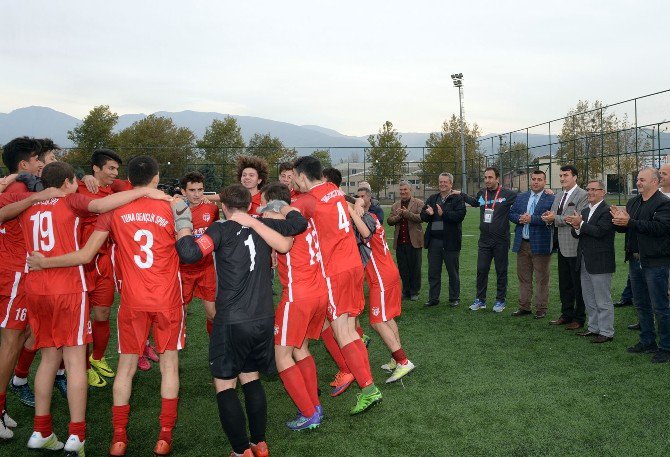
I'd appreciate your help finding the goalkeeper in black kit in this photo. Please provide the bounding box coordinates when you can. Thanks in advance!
[175,183,308,457]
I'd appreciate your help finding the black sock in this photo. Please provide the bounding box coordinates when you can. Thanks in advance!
[242,379,267,444]
[216,388,249,455]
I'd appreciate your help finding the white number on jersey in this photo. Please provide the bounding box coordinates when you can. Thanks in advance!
[29,211,55,252]
[305,229,321,266]
[336,201,350,233]
[244,234,256,271]
[133,229,154,269]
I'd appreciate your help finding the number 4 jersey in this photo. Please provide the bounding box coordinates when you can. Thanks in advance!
[95,198,183,312]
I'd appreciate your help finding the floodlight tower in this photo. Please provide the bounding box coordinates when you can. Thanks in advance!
[451,73,467,193]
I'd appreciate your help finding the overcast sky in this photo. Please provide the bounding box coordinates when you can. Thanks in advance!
[1,0,668,137]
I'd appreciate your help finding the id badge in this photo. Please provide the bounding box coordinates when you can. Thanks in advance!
[484,208,494,223]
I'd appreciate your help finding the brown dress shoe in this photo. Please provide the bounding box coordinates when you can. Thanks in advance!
[512,309,533,317]
[550,317,568,325]
[535,311,547,319]
[576,331,598,337]
[592,335,613,343]
[565,322,584,330]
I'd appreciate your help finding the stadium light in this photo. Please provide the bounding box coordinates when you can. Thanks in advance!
[451,73,467,193]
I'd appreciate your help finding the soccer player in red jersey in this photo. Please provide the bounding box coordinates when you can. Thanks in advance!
[356,187,415,384]
[236,156,268,215]
[178,171,219,335]
[292,156,382,415]
[28,156,185,456]
[1,161,170,454]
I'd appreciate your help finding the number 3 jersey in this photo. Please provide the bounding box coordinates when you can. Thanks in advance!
[95,198,183,312]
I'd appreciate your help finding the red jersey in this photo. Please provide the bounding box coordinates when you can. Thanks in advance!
[290,189,301,201]
[0,182,30,273]
[179,201,219,272]
[307,181,362,276]
[0,192,94,295]
[95,198,182,312]
[77,180,114,255]
[365,214,401,287]
[249,192,262,215]
[276,194,326,300]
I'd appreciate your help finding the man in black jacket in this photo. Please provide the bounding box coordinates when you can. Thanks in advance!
[459,167,516,312]
[612,167,670,363]
[420,172,466,307]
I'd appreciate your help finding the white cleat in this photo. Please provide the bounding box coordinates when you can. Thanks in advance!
[64,434,86,456]
[27,431,64,450]
[385,360,416,383]
[0,417,13,440]
[2,410,17,428]
[380,359,397,372]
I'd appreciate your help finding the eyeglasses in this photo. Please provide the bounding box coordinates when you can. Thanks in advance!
[586,188,604,192]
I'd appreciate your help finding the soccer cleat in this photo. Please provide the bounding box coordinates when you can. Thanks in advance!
[137,356,151,371]
[64,434,86,456]
[90,355,116,378]
[492,300,506,313]
[315,404,324,420]
[385,360,416,384]
[362,333,371,347]
[153,438,172,456]
[0,410,16,440]
[87,368,107,387]
[229,449,254,457]
[144,344,160,363]
[350,386,383,415]
[55,374,68,397]
[380,359,397,372]
[286,410,321,431]
[2,410,17,428]
[108,440,127,456]
[27,431,64,450]
[9,381,35,407]
[469,299,486,311]
[330,371,355,397]
[250,440,269,457]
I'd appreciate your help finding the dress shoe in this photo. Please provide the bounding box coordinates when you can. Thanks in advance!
[512,309,533,317]
[651,349,670,363]
[424,300,439,307]
[576,331,598,337]
[627,342,658,353]
[614,300,633,308]
[592,335,613,343]
[534,311,547,319]
[449,300,460,307]
[549,317,568,325]
[627,323,641,330]
[565,322,583,330]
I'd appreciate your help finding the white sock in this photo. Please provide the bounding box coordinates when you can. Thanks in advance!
[12,376,27,386]
[56,369,65,376]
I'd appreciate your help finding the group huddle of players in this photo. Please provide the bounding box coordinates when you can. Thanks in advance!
[0,137,415,457]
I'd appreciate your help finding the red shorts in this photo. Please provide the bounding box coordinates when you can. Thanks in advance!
[180,264,217,304]
[0,271,28,330]
[368,281,402,324]
[117,304,186,355]
[88,254,115,308]
[26,292,92,349]
[325,267,365,320]
[274,292,327,347]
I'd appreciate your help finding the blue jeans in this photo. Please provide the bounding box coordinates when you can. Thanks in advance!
[629,259,670,350]
[620,276,632,302]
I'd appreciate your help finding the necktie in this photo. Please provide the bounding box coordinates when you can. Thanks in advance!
[557,191,568,215]
[523,194,538,239]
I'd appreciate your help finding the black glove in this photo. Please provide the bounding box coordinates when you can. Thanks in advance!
[16,172,44,192]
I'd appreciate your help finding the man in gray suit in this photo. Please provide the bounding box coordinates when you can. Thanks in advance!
[541,165,588,329]
[568,179,616,343]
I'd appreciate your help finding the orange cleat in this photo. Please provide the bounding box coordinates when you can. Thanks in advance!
[108,441,127,456]
[330,371,355,397]
[329,370,350,387]
[153,439,173,456]
[250,441,269,457]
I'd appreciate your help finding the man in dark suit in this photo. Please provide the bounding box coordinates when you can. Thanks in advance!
[509,170,555,319]
[568,179,616,343]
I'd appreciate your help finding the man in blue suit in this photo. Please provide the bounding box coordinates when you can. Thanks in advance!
[509,170,555,318]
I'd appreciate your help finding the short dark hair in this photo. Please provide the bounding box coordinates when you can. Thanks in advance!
[41,162,75,189]
[180,171,205,190]
[236,155,269,189]
[322,167,342,187]
[293,156,322,182]
[278,162,294,174]
[36,138,59,162]
[485,166,500,178]
[2,136,41,173]
[127,155,159,187]
[531,169,546,178]
[560,165,579,177]
[219,183,251,211]
[91,149,123,174]
[261,182,291,205]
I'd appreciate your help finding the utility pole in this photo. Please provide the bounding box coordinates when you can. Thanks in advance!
[451,73,467,193]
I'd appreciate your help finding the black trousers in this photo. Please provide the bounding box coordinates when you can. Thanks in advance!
[396,243,422,297]
[557,251,585,324]
[476,238,509,302]
[427,238,460,302]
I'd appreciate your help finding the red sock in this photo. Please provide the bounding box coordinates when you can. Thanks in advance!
[296,356,319,407]
[92,320,111,360]
[206,319,213,336]
[354,338,374,385]
[34,414,53,437]
[356,326,364,339]
[341,342,372,388]
[279,365,315,417]
[392,348,408,365]
[86,346,91,370]
[14,347,37,379]
[0,393,6,412]
[112,405,130,443]
[159,397,179,443]
[68,421,86,441]
[321,327,350,374]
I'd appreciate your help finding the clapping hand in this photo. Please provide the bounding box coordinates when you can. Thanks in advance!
[541,210,555,224]
[436,204,443,216]
[519,213,531,224]
[610,206,630,226]
[569,213,583,229]
[425,205,434,216]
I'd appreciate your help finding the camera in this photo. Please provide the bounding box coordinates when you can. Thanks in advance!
[158,179,181,197]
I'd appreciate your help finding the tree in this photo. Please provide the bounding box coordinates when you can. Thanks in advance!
[494,142,530,173]
[246,133,296,166]
[366,121,407,196]
[421,115,482,188]
[196,117,245,186]
[310,149,332,168]
[115,115,196,180]
[65,105,118,165]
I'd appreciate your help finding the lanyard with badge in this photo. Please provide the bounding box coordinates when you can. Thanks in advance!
[483,187,501,223]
